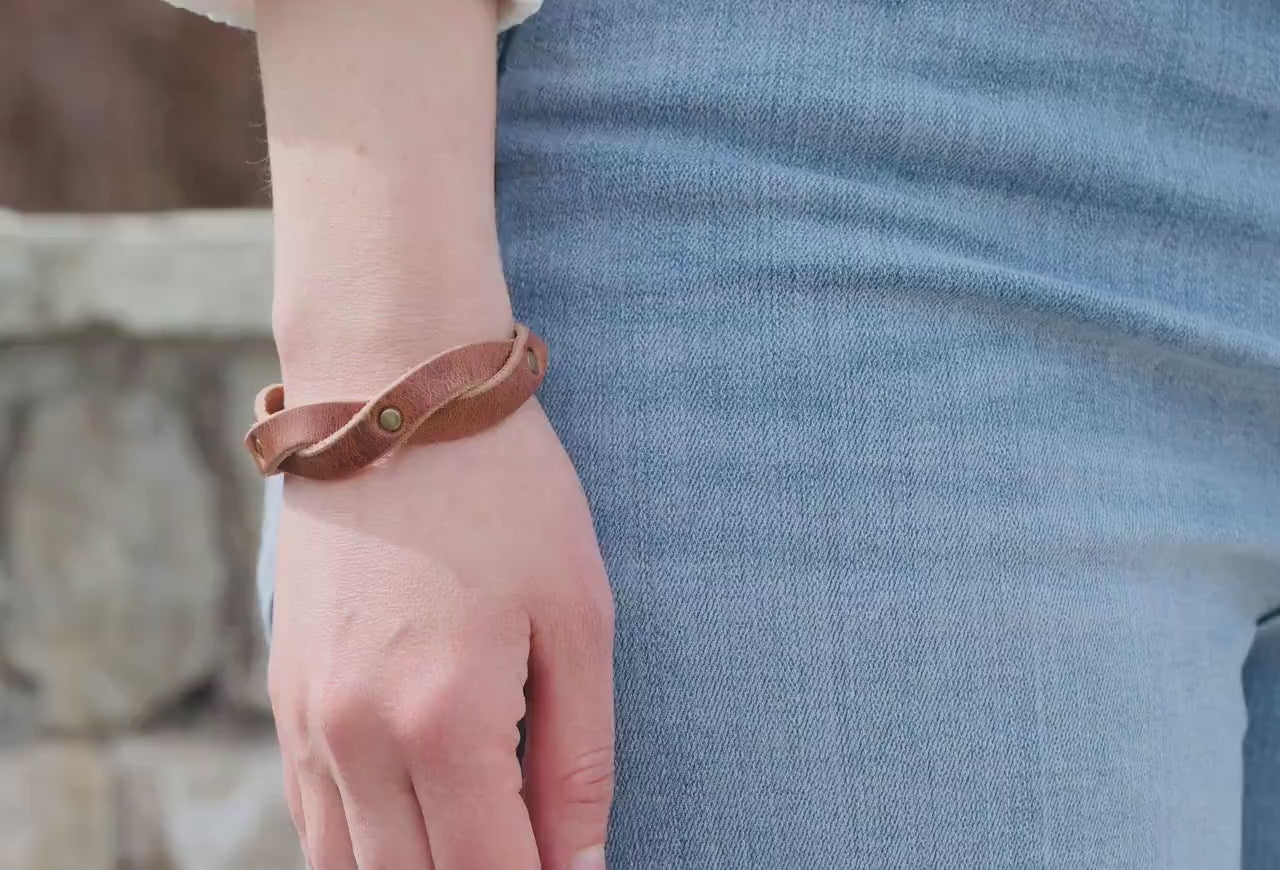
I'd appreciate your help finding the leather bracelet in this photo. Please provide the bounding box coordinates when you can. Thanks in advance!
[244,324,548,480]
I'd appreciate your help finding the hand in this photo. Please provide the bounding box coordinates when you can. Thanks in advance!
[267,399,615,870]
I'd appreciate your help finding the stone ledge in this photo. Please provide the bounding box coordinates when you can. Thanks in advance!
[0,208,272,338]
[0,735,302,870]
[114,733,304,870]
[0,742,115,870]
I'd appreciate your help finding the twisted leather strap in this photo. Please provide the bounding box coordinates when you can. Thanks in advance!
[245,324,548,480]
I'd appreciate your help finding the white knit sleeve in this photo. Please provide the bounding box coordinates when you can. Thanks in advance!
[163,0,541,31]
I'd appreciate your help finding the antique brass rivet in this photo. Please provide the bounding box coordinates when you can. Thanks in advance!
[378,407,404,432]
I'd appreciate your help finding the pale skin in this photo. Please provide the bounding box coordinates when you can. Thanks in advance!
[255,0,615,868]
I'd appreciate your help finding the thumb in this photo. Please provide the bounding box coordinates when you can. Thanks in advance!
[524,585,616,870]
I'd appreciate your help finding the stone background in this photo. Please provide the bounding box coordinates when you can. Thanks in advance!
[2,1,295,864]
[1,218,300,866]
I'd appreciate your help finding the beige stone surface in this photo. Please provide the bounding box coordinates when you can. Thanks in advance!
[0,681,38,748]
[114,734,304,870]
[0,210,272,338]
[0,743,114,870]
[219,621,272,720]
[0,347,73,408]
[0,211,36,329]
[0,213,303,869]
[5,387,226,733]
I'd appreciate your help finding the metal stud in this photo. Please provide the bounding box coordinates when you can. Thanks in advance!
[378,406,404,433]
[526,348,540,374]
[251,436,263,456]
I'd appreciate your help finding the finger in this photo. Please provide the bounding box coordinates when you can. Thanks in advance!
[299,768,357,870]
[414,773,539,870]
[523,590,616,870]
[280,752,307,848]
[331,755,434,870]
[406,669,540,869]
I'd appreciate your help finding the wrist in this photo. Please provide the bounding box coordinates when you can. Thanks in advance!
[272,270,514,406]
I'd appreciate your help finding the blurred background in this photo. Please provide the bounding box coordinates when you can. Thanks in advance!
[1,1,302,866]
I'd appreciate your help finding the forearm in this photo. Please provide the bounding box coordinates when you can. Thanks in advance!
[256,0,509,405]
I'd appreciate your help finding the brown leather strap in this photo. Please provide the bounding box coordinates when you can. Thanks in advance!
[245,324,548,480]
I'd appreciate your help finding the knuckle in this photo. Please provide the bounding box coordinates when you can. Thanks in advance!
[556,745,616,808]
[312,688,376,757]
[392,671,523,795]
[390,673,473,761]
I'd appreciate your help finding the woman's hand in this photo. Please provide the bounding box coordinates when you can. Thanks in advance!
[252,0,608,861]
[267,400,615,870]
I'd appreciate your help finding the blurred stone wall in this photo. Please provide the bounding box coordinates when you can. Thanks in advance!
[0,209,302,869]
[1,1,289,865]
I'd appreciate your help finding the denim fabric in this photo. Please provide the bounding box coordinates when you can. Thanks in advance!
[1246,615,1280,867]
[261,1,1280,866]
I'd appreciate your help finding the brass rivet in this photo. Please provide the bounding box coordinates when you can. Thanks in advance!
[526,348,540,374]
[251,436,263,456]
[378,407,404,432]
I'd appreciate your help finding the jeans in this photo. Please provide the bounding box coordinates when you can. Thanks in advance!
[262,1,1280,865]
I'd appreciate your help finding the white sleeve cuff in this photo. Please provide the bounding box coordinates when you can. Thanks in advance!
[164,0,542,32]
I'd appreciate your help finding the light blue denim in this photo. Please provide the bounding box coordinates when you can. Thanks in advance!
[261,1,1280,866]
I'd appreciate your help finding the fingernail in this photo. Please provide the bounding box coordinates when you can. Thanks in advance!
[572,845,606,870]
